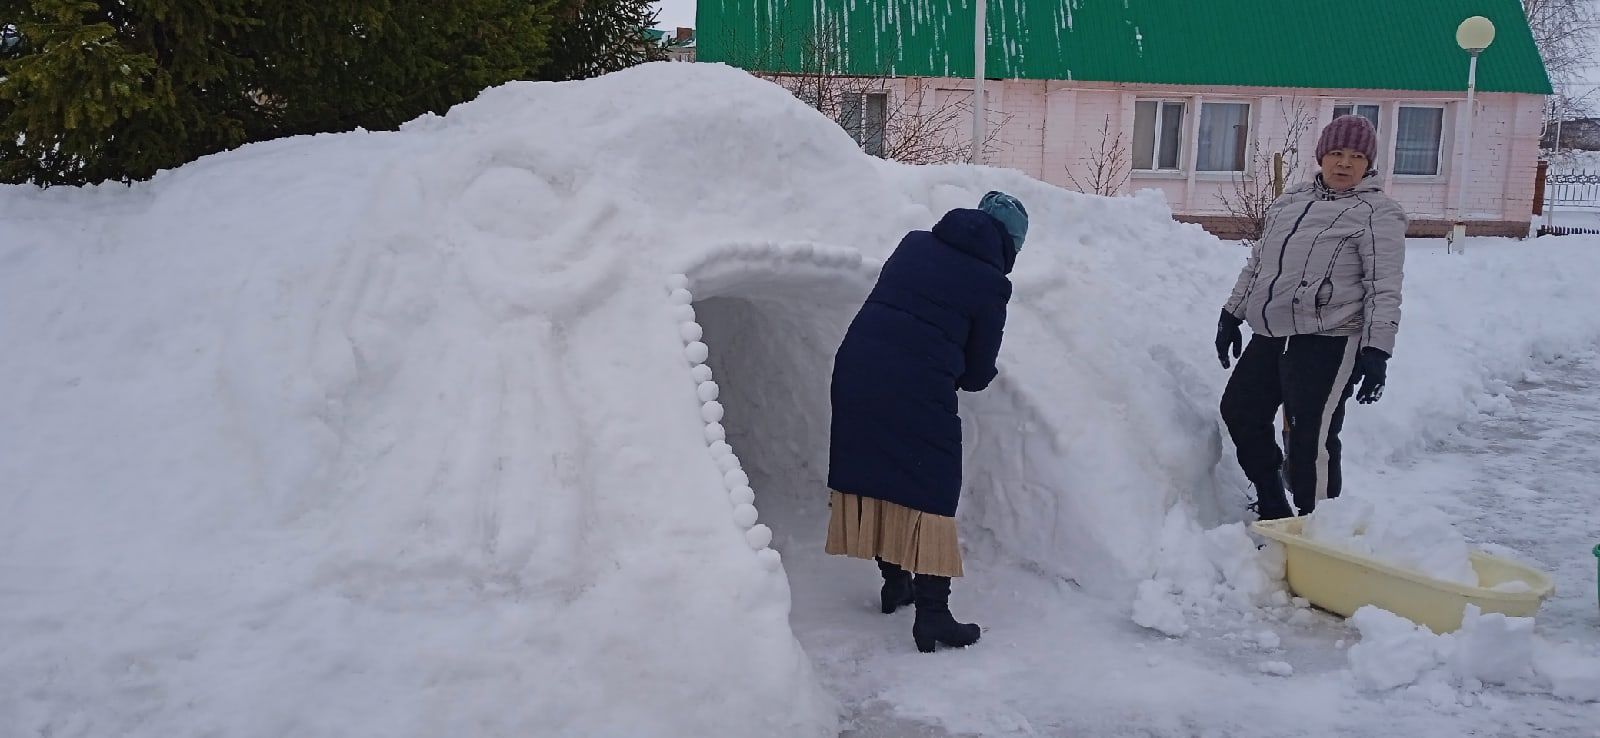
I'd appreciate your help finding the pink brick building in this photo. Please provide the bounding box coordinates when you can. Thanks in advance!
[875,78,1547,238]
[700,0,1554,238]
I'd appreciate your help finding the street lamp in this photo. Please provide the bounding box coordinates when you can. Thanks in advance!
[970,0,986,165]
[1450,15,1495,253]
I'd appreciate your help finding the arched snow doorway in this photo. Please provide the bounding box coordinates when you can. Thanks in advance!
[685,244,872,595]
[679,243,1076,656]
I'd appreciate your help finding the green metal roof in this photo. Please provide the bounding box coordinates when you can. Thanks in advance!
[698,0,1552,95]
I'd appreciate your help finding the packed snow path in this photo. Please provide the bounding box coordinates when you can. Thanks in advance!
[1374,348,1600,647]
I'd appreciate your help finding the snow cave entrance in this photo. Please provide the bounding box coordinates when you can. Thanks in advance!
[691,265,862,601]
[689,250,1065,642]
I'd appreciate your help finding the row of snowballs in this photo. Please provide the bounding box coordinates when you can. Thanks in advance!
[673,240,880,284]
[666,273,782,572]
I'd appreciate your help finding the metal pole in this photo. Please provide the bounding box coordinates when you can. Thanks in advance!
[1550,99,1564,227]
[1554,103,1565,160]
[970,0,986,165]
[1451,51,1479,254]
[1273,152,1285,198]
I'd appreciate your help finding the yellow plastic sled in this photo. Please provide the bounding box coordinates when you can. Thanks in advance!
[1251,517,1554,634]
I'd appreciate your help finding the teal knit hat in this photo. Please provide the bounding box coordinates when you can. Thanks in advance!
[979,191,1029,252]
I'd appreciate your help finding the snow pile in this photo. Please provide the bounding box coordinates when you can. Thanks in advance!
[1131,510,1288,638]
[1490,579,1535,593]
[0,61,1256,736]
[1302,497,1478,586]
[1347,605,1600,704]
[1132,579,1192,637]
[1257,661,1294,677]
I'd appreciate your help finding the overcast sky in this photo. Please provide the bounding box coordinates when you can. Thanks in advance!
[1575,1,1600,103]
[652,0,695,31]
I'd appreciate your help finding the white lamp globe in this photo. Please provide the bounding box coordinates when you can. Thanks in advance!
[1456,16,1496,52]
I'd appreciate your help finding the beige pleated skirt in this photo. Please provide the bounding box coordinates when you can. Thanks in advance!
[824,490,963,577]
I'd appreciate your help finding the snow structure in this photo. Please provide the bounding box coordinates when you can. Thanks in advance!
[4,62,1600,735]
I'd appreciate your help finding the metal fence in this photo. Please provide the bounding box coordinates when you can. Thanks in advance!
[1545,170,1600,208]
[1538,169,1600,237]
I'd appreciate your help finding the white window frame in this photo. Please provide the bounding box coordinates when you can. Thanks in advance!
[863,91,888,158]
[1393,103,1448,179]
[1332,102,1383,131]
[840,91,890,159]
[1133,98,1188,173]
[1195,100,1253,174]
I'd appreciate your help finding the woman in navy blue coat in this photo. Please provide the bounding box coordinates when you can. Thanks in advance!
[825,191,1028,653]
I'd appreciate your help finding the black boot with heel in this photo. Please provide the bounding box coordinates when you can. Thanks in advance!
[911,574,980,653]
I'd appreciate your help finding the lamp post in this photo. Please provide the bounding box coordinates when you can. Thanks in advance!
[970,0,986,164]
[1549,96,1564,229]
[1450,16,1496,254]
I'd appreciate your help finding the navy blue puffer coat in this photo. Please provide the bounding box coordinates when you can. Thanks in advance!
[826,208,1015,518]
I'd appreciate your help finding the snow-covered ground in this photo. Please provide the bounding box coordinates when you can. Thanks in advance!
[1543,207,1600,232]
[1392,350,1600,649]
[757,241,1600,736]
[2,63,1599,737]
[770,350,1600,737]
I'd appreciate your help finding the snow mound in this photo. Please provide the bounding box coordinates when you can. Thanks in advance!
[1347,605,1599,704]
[1133,579,1191,637]
[1130,511,1288,638]
[0,62,1242,736]
[1303,497,1478,586]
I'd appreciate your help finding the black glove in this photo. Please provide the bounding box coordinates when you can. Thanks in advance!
[1353,347,1389,404]
[1215,309,1243,368]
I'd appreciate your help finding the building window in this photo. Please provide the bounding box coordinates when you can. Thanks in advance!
[1394,106,1445,176]
[1333,104,1381,131]
[1133,100,1185,170]
[1197,102,1250,172]
[842,92,889,158]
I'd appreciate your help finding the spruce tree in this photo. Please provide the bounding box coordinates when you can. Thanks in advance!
[245,0,561,140]
[0,0,565,186]
[0,0,256,185]
[542,0,663,82]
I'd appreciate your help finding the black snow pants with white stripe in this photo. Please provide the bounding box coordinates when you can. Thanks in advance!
[1221,334,1359,517]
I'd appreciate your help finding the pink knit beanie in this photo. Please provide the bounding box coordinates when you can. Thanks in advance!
[1315,114,1378,163]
